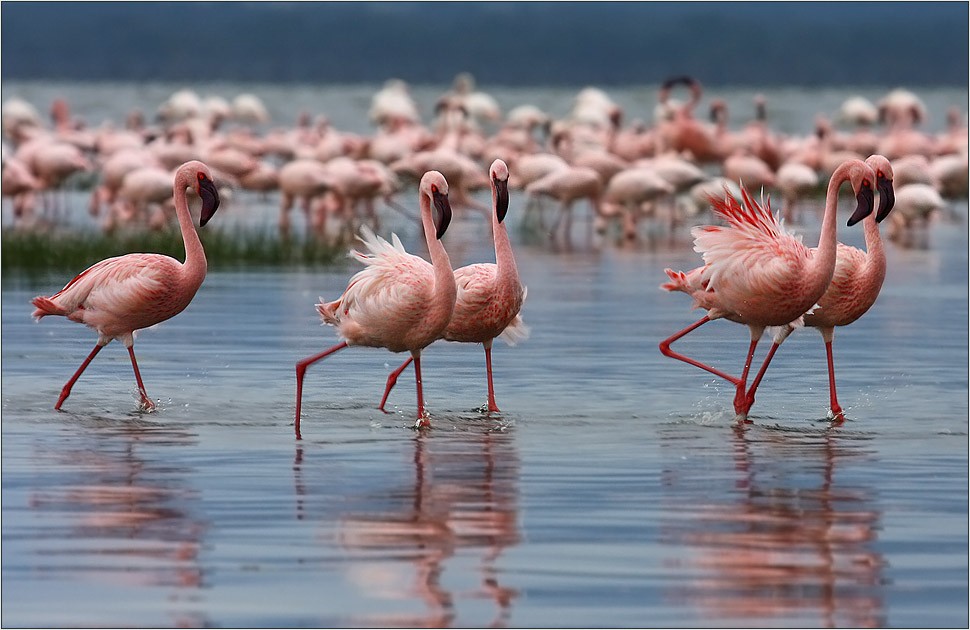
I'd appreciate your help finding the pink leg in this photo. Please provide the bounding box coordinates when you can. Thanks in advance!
[413,352,430,429]
[824,340,845,423]
[741,326,793,416]
[732,337,762,415]
[379,356,414,412]
[484,341,500,413]
[659,316,742,386]
[127,345,155,411]
[294,341,348,439]
[55,343,105,410]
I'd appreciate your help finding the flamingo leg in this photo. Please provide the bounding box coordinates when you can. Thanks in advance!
[379,356,414,412]
[126,345,155,411]
[659,316,742,386]
[294,341,348,439]
[413,352,430,429]
[732,337,762,414]
[55,343,105,410]
[824,339,845,423]
[484,340,500,413]
[741,326,794,416]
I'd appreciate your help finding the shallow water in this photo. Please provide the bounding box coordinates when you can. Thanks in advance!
[2,83,969,627]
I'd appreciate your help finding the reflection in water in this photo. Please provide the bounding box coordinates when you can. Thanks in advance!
[19,421,208,627]
[661,424,885,628]
[295,424,520,628]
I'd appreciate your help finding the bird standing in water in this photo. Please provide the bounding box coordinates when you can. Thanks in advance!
[295,170,457,438]
[659,158,876,420]
[378,159,528,414]
[31,160,221,411]
[740,154,896,421]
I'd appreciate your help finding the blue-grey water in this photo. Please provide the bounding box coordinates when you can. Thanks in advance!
[2,82,968,627]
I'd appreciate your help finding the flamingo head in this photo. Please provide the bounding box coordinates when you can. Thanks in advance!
[865,154,895,222]
[489,159,510,223]
[846,161,876,227]
[197,169,220,226]
[422,170,452,240]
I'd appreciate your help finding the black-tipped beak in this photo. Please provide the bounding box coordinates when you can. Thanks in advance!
[494,177,510,223]
[875,175,895,223]
[432,189,452,240]
[847,182,875,227]
[199,177,220,227]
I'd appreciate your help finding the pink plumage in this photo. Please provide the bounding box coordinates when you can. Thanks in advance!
[31,160,221,411]
[660,158,878,421]
[378,159,528,414]
[294,170,457,438]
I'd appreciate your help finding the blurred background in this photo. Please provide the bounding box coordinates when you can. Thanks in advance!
[2,1,967,86]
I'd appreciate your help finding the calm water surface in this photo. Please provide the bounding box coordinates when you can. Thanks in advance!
[2,83,968,627]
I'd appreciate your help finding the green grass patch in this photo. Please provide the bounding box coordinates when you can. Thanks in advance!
[2,228,344,276]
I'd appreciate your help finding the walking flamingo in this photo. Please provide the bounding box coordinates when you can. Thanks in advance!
[294,171,457,438]
[659,158,876,420]
[378,159,528,414]
[740,155,895,421]
[30,160,221,411]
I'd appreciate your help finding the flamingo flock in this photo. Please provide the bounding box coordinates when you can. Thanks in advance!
[15,76,966,433]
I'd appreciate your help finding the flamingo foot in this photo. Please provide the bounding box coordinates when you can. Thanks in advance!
[733,412,754,424]
[413,413,432,430]
[476,402,501,414]
[828,405,846,424]
[139,397,157,413]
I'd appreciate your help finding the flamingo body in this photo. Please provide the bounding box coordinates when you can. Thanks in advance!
[295,170,456,436]
[31,160,221,410]
[660,158,877,420]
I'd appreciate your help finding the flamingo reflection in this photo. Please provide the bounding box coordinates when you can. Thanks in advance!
[660,424,885,628]
[24,422,208,627]
[294,425,520,627]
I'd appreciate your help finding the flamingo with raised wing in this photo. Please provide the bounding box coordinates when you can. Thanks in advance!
[378,159,528,414]
[294,171,457,438]
[659,158,876,420]
[31,160,221,411]
[740,155,896,421]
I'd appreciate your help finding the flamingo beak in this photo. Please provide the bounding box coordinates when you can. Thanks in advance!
[494,177,510,223]
[199,177,220,227]
[846,182,875,227]
[875,175,895,223]
[432,189,452,239]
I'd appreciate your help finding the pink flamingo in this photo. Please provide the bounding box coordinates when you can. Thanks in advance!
[659,158,876,420]
[294,170,457,438]
[30,160,221,411]
[378,159,528,414]
[739,155,895,421]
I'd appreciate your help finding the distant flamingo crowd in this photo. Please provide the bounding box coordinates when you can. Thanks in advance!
[2,75,965,248]
[15,74,967,434]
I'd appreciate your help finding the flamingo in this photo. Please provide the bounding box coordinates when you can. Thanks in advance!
[294,170,457,438]
[659,158,876,420]
[30,160,221,411]
[378,159,528,414]
[739,155,896,421]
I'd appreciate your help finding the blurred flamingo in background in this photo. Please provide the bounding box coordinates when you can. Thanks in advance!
[30,160,221,411]
[740,155,896,421]
[379,159,528,414]
[294,171,457,438]
[659,158,876,421]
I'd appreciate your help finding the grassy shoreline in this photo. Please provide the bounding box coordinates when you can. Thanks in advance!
[2,227,345,276]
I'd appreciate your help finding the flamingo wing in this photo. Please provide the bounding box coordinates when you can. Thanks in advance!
[453,263,498,313]
[40,253,176,320]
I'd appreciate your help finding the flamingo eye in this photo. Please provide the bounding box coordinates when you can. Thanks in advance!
[431,184,439,194]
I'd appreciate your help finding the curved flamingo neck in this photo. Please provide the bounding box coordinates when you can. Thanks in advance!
[816,163,853,275]
[173,171,206,287]
[861,212,887,284]
[491,188,520,294]
[420,188,456,315]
